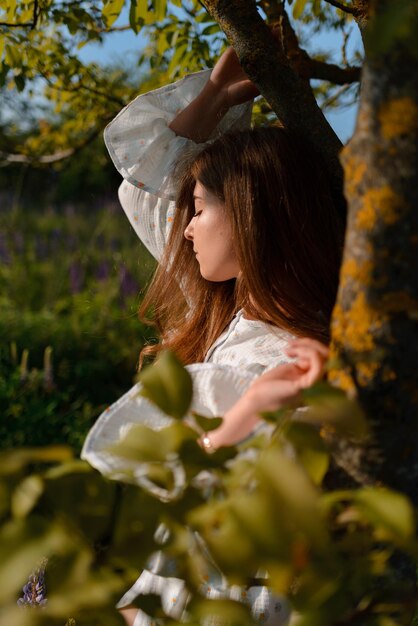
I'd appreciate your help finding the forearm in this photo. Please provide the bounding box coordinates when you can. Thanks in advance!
[168,79,229,143]
[204,396,262,450]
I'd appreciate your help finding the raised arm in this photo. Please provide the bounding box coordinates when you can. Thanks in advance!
[169,47,259,143]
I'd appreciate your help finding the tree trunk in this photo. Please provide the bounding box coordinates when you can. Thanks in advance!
[329,0,418,504]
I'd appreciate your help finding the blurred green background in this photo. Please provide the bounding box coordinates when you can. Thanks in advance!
[0,138,157,452]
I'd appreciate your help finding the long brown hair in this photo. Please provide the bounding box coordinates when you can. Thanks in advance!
[140,126,345,365]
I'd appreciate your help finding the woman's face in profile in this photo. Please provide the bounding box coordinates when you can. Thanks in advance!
[184,181,240,282]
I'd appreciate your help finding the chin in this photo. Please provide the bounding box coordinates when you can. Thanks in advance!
[200,269,235,282]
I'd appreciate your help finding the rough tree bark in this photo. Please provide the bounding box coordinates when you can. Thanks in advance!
[328,0,418,506]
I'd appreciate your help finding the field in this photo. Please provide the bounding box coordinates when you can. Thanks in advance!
[0,198,156,452]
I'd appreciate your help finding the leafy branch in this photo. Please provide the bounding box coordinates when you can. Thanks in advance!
[0,0,39,28]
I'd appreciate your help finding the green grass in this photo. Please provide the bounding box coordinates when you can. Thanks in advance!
[0,202,157,452]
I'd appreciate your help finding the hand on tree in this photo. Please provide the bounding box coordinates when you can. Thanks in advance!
[209,47,260,108]
[201,338,329,450]
[243,338,329,414]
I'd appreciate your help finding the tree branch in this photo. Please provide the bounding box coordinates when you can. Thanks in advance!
[97,24,132,33]
[307,59,361,84]
[275,8,361,84]
[0,124,107,166]
[0,21,33,27]
[0,148,75,164]
[323,0,359,15]
[320,83,356,110]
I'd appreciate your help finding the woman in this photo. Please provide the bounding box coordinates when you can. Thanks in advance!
[82,46,344,626]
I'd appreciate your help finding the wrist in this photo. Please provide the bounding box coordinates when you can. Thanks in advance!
[201,79,229,116]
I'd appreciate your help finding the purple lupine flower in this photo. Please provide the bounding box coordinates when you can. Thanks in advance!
[50,228,62,253]
[0,233,10,264]
[69,261,84,294]
[119,265,138,301]
[95,260,110,282]
[17,559,47,607]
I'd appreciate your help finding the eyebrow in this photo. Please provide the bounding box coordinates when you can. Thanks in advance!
[193,195,204,200]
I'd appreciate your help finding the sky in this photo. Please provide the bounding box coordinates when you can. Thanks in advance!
[78,8,363,144]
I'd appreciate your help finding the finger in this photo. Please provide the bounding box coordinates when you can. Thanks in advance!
[286,337,329,353]
[300,353,325,387]
[287,346,326,382]
[285,344,327,365]
[285,338,329,359]
[252,362,301,384]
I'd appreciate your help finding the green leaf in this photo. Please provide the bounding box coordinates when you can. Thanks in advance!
[354,487,415,541]
[256,446,328,547]
[102,0,125,29]
[139,351,193,419]
[192,413,223,432]
[168,42,188,78]
[192,598,253,626]
[282,422,329,485]
[0,518,73,605]
[201,23,220,36]
[134,592,165,617]
[14,73,25,92]
[111,423,170,463]
[11,475,44,518]
[111,420,196,464]
[0,446,73,476]
[5,43,21,68]
[292,0,309,19]
[153,0,167,21]
[301,382,369,439]
[129,0,144,34]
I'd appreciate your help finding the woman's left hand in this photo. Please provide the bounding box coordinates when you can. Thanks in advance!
[200,338,329,450]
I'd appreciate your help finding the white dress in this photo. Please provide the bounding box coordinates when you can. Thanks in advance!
[81,70,294,626]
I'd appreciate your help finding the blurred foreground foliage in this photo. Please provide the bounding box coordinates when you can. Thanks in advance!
[0,200,156,452]
[0,353,417,626]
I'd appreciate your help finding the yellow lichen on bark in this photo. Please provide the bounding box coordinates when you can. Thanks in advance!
[327,364,356,395]
[342,151,367,197]
[378,97,418,140]
[340,258,373,289]
[357,360,380,386]
[332,293,384,353]
[356,186,404,230]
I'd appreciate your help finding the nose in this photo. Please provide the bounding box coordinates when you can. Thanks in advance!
[184,219,194,241]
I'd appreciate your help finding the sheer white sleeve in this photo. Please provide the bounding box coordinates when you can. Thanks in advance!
[104,69,253,201]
